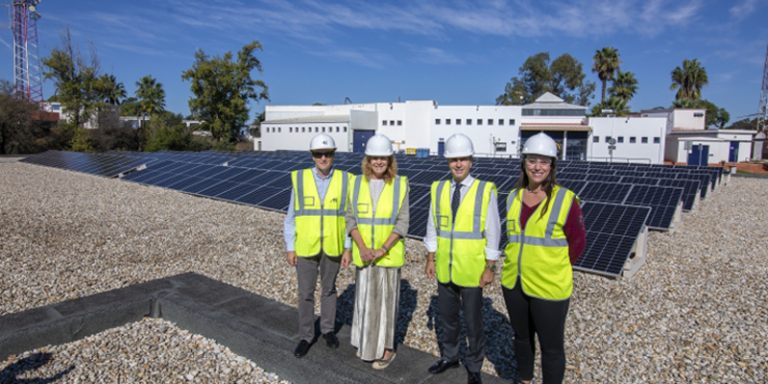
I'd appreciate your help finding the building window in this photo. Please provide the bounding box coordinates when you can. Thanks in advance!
[499,119,504,125]
[336,127,340,132]
[315,127,319,133]
[642,137,648,143]
[654,137,660,144]
[618,136,624,143]
[509,119,516,125]
[278,127,281,133]
[302,127,305,133]
[289,127,293,133]
[629,137,636,143]
[456,119,462,125]
[397,120,402,126]
[436,119,441,125]
[693,112,704,118]
[322,127,325,133]
[446,119,451,125]
[466,119,472,125]
[488,119,493,125]
[477,119,482,125]
[382,120,387,126]
[605,136,612,143]
[593,136,600,143]
[390,120,394,126]
[344,127,347,132]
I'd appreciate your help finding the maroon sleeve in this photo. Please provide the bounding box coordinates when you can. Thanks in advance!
[563,201,586,265]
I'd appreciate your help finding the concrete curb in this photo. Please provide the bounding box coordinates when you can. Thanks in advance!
[0,273,508,384]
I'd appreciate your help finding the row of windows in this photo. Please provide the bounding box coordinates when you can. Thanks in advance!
[382,120,402,126]
[435,118,516,126]
[522,109,586,116]
[265,126,348,133]
[594,136,661,144]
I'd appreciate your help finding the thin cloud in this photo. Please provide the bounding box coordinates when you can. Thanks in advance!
[729,0,759,20]
[412,47,464,65]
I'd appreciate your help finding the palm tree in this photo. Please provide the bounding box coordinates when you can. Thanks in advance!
[134,75,166,151]
[592,46,622,104]
[608,71,638,103]
[672,98,700,108]
[135,75,166,116]
[670,59,708,100]
[96,74,127,105]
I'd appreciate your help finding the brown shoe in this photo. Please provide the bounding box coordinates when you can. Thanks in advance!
[372,352,396,370]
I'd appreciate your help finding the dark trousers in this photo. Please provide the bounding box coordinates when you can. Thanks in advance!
[437,282,486,373]
[503,279,569,384]
[296,253,341,342]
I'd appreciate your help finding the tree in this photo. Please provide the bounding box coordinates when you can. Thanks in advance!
[496,52,594,106]
[182,40,270,142]
[95,74,126,105]
[0,80,47,154]
[592,46,622,104]
[670,59,708,101]
[726,118,758,130]
[589,96,629,117]
[716,108,730,129]
[41,26,102,129]
[608,71,638,103]
[134,75,166,151]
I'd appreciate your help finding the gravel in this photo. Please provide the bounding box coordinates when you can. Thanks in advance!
[1,162,766,383]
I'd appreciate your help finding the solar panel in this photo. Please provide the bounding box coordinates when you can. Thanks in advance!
[574,202,651,277]
[579,182,633,204]
[624,185,683,230]
[236,186,285,207]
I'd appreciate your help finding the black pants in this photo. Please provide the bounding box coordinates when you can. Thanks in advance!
[437,282,486,373]
[503,279,569,384]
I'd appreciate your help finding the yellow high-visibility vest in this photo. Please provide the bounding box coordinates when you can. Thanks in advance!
[430,179,496,287]
[350,175,408,267]
[291,168,350,257]
[502,185,578,300]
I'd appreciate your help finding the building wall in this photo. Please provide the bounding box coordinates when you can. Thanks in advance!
[430,105,523,156]
[261,122,351,151]
[672,109,706,130]
[588,117,666,163]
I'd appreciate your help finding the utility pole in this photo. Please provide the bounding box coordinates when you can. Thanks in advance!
[7,0,43,102]
[758,39,768,133]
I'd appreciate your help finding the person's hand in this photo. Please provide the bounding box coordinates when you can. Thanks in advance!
[341,250,352,268]
[360,247,376,263]
[479,268,494,288]
[425,256,436,280]
[286,251,297,267]
[373,248,386,260]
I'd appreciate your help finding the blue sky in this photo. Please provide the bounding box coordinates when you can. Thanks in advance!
[2,0,766,124]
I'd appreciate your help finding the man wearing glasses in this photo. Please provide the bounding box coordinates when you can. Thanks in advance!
[424,133,500,384]
[284,133,352,358]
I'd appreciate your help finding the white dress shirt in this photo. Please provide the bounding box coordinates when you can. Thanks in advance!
[423,174,501,260]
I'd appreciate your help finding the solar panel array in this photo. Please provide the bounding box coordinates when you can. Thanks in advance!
[20,150,723,278]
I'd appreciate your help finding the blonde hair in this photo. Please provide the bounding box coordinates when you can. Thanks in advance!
[362,155,398,184]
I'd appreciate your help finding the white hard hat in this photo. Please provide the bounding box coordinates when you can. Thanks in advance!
[444,133,474,158]
[365,134,393,156]
[309,133,336,151]
[522,132,558,158]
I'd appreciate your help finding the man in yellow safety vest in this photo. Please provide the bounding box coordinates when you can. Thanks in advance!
[284,133,352,358]
[424,133,501,384]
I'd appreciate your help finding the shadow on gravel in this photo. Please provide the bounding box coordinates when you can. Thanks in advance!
[0,352,75,383]
[335,278,418,350]
[427,295,517,380]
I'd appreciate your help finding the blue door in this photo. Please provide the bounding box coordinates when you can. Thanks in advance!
[353,130,376,153]
[729,141,739,163]
[437,141,445,156]
[688,144,710,166]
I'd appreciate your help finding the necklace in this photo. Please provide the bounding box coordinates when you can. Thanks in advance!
[526,188,541,194]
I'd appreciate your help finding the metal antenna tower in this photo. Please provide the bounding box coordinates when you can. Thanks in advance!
[9,0,43,102]
[759,40,768,133]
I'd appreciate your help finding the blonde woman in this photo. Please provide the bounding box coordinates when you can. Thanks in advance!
[342,134,409,370]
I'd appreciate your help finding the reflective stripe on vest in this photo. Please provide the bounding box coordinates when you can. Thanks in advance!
[351,175,407,268]
[292,168,349,257]
[502,185,577,300]
[431,179,496,287]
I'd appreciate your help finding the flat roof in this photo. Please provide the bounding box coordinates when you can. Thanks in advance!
[263,115,350,124]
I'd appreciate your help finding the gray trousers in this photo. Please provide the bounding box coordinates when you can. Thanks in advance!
[438,282,486,373]
[296,253,341,342]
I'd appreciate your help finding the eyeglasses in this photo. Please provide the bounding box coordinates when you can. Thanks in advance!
[312,151,335,159]
[524,158,552,166]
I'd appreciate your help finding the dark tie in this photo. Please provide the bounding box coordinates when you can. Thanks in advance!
[451,183,462,222]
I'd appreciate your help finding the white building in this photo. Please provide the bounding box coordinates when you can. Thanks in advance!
[259,94,750,165]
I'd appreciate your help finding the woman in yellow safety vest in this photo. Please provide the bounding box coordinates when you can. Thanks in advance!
[503,132,586,384]
[342,134,409,370]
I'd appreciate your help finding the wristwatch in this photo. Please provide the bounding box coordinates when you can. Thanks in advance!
[485,264,497,272]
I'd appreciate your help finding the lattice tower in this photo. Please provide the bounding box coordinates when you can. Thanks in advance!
[10,0,43,102]
[759,40,768,133]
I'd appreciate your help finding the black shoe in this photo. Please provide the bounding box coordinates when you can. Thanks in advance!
[323,332,339,349]
[467,369,482,384]
[294,340,310,358]
[428,359,460,374]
